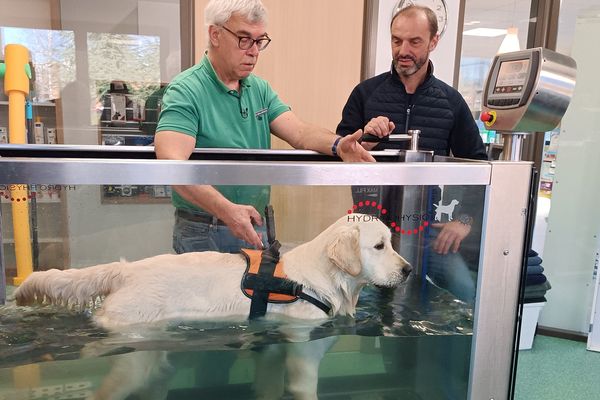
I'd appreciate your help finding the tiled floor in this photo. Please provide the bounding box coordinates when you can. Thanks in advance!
[515,335,600,400]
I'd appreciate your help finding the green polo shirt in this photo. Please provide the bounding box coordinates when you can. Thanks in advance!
[157,54,290,214]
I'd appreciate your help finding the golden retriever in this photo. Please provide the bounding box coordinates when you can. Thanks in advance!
[14,214,411,399]
[15,214,410,327]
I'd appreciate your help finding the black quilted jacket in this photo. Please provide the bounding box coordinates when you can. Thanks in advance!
[337,62,487,160]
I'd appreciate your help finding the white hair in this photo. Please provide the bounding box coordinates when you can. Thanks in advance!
[204,0,268,27]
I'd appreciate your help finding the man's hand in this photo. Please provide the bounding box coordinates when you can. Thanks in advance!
[337,130,376,162]
[360,116,396,151]
[220,204,264,249]
[431,220,471,254]
[364,116,395,138]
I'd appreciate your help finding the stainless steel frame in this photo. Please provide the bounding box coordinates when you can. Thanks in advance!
[0,158,491,186]
[469,161,532,400]
[0,148,532,400]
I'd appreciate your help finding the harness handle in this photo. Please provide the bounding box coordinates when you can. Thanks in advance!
[265,205,276,247]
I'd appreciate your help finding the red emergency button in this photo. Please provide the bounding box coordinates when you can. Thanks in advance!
[480,111,496,128]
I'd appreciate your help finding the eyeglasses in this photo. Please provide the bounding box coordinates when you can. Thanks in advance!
[220,25,271,51]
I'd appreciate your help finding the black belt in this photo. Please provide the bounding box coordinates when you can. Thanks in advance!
[176,209,227,226]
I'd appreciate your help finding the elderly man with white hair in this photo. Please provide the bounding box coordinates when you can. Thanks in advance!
[155,0,372,254]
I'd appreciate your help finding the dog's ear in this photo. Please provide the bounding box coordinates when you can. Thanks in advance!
[327,226,362,276]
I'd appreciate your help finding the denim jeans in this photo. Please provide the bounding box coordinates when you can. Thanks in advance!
[424,229,477,304]
[172,210,267,254]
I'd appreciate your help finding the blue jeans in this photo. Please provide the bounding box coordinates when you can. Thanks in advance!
[424,230,477,304]
[173,210,267,254]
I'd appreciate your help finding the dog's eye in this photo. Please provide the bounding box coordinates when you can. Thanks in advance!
[374,242,385,250]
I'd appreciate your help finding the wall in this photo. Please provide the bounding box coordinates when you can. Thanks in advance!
[372,0,462,86]
[538,13,600,333]
[0,0,52,30]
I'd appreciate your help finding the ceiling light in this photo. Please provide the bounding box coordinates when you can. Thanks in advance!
[463,28,507,37]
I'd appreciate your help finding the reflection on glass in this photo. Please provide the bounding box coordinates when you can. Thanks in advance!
[87,33,160,125]
[0,27,76,102]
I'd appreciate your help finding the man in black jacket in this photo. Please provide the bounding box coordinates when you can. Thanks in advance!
[337,5,486,160]
[338,5,487,303]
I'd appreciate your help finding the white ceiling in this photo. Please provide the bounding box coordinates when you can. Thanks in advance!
[460,0,600,59]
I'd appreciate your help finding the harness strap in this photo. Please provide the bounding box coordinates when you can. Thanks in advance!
[298,292,332,315]
[247,241,281,319]
[248,288,269,319]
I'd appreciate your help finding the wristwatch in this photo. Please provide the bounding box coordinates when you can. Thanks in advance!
[457,214,473,226]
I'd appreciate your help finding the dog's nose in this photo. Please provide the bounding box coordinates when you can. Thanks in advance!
[401,264,412,277]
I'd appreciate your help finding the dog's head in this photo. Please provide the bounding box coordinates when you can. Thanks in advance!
[326,214,411,287]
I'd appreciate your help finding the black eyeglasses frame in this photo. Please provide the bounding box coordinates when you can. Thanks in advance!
[220,25,271,51]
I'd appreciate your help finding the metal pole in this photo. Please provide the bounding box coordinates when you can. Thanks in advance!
[500,133,526,161]
[408,129,421,151]
[180,0,195,69]
[521,0,561,167]
[361,0,379,81]
[0,202,6,305]
[3,44,34,285]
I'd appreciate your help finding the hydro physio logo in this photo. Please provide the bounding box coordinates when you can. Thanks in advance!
[347,198,460,236]
[0,184,77,203]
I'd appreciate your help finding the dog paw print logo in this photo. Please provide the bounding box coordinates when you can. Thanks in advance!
[433,199,459,222]
[347,200,430,236]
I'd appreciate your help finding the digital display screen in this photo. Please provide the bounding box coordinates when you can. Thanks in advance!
[495,59,530,92]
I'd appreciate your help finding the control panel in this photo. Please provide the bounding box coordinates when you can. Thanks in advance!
[480,48,576,132]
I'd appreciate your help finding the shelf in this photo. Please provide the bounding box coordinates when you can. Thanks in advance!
[2,238,64,244]
[33,198,62,204]
[0,100,56,107]
[100,122,143,126]
[101,196,171,205]
[100,129,150,134]
[0,199,61,205]
[100,107,158,112]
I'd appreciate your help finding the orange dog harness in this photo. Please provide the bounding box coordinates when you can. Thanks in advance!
[240,241,331,319]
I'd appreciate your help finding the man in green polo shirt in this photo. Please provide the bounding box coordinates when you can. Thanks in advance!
[155,0,373,254]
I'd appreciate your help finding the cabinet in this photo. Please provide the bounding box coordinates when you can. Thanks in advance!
[1,186,70,276]
[0,96,69,275]
[97,82,171,204]
[0,100,58,144]
[0,71,61,144]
